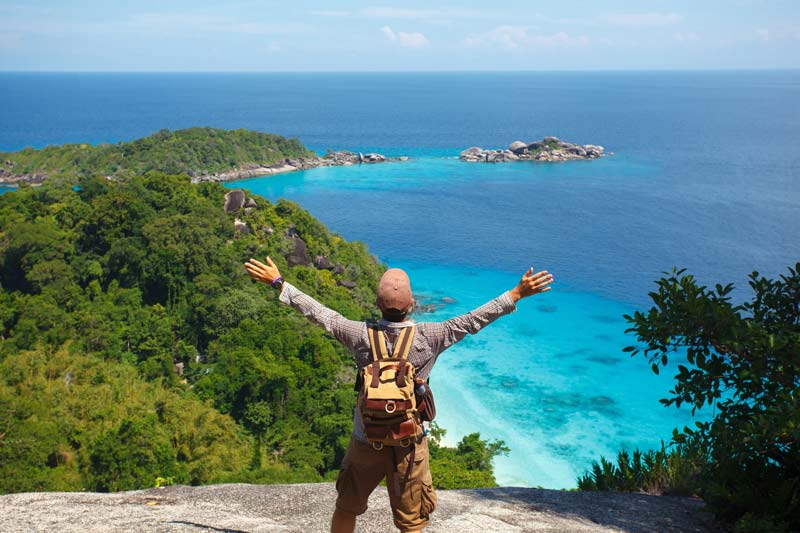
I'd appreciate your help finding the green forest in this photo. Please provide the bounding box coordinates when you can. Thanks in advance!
[4,128,795,532]
[0,127,314,180]
[0,130,506,495]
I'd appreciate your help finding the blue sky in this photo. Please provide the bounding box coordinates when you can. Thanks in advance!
[1,0,799,71]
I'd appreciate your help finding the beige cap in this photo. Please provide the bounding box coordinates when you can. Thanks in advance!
[376,268,413,313]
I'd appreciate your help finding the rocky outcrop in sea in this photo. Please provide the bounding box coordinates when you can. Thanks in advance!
[191,151,408,184]
[460,137,606,163]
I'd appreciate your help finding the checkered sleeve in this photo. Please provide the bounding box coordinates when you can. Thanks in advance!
[278,282,365,352]
[425,291,517,355]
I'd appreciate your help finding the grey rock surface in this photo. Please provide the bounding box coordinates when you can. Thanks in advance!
[224,190,246,213]
[0,483,720,533]
[234,218,249,236]
[315,255,335,271]
[508,141,527,153]
[286,236,312,267]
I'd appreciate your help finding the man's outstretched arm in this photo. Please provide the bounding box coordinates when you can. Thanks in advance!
[244,257,364,350]
[431,267,553,353]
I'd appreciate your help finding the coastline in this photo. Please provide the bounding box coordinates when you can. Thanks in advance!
[0,150,410,187]
[191,151,409,184]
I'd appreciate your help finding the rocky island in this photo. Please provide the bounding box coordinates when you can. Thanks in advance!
[460,137,606,163]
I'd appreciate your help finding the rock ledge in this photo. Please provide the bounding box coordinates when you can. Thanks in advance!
[0,483,720,533]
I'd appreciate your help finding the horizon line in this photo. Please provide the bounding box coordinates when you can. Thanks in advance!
[2,67,799,74]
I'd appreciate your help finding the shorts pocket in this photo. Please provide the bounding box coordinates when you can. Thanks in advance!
[335,466,366,515]
[420,480,436,517]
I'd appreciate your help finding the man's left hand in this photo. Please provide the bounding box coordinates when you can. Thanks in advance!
[244,256,281,284]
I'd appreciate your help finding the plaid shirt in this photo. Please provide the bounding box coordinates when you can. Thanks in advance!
[279,281,517,441]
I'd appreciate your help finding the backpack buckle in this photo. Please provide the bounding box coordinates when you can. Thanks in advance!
[385,400,397,414]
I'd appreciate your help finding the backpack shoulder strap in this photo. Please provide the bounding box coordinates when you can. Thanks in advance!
[367,324,389,361]
[391,325,416,360]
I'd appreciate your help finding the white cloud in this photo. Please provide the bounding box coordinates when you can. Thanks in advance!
[602,12,683,28]
[673,32,699,43]
[312,10,350,18]
[532,13,597,27]
[719,26,800,45]
[463,26,589,49]
[367,7,436,19]
[324,6,494,24]
[381,26,396,41]
[463,25,530,49]
[381,26,430,48]
[125,12,308,36]
[755,28,771,42]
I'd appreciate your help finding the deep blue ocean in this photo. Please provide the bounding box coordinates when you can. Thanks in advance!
[2,71,799,487]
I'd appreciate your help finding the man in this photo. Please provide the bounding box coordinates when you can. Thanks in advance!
[244,257,553,533]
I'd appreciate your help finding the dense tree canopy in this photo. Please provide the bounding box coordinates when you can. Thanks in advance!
[0,136,506,493]
[0,127,314,180]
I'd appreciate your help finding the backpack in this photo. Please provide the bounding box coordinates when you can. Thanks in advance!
[358,324,422,449]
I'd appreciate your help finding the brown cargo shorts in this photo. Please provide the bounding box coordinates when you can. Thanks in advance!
[335,436,437,532]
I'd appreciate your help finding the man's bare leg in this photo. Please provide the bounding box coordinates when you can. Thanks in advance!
[331,509,356,533]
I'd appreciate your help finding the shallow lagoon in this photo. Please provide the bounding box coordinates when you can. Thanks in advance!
[230,157,708,488]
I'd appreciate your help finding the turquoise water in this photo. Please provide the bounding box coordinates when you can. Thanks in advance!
[2,70,798,488]
[229,157,708,488]
[405,263,696,488]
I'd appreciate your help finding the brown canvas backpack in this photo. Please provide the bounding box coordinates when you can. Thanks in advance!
[358,324,422,449]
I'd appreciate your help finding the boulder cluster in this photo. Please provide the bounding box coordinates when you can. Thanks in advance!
[223,189,355,290]
[460,137,606,163]
[0,160,46,186]
[321,150,408,165]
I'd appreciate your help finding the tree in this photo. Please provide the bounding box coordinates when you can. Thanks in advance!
[427,424,509,489]
[88,415,181,492]
[624,264,800,529]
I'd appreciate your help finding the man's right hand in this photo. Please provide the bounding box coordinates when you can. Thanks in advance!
[509,267,553,302]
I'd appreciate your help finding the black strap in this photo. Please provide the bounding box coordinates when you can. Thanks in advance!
[394,444,415,496]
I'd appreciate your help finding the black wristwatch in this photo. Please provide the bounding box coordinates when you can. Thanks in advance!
[271,276,284,290]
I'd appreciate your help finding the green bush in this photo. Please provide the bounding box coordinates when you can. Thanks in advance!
[428,424,509,489]
[579,264,800,530]
[577,442,704,495]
